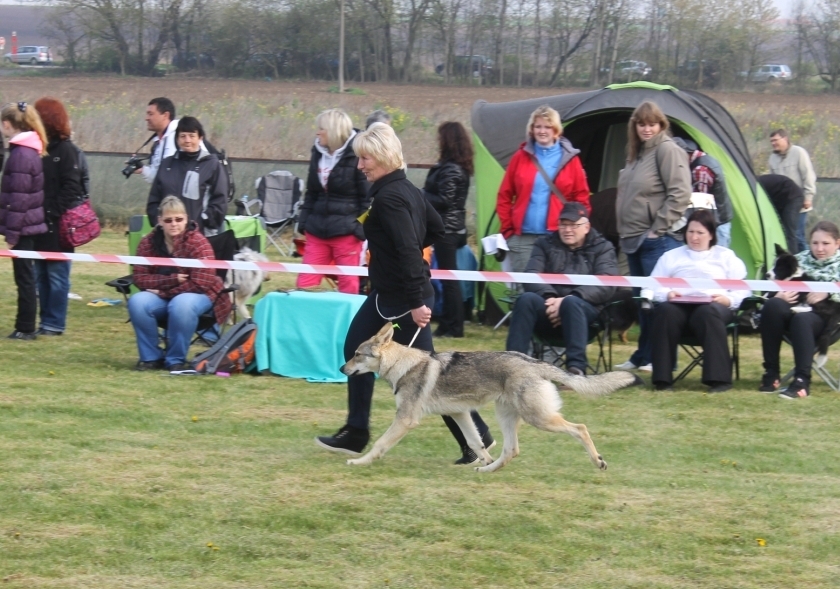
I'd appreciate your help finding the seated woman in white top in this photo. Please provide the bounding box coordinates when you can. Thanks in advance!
[649,209,750,393]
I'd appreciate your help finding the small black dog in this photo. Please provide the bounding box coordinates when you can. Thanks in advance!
[605,288,638,343]
[767,244,840,365]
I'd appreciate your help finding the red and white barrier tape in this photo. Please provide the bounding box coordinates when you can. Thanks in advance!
[1,249,838,293]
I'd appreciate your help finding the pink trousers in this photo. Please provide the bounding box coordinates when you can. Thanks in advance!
[295,233,362,294]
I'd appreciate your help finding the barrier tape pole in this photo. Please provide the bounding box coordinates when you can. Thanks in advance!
[1,249,838,293]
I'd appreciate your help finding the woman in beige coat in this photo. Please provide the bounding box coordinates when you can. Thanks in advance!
[614,101,692,371]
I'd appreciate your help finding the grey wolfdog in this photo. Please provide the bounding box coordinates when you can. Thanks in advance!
[340,323,642,472]
[224,247,269,320]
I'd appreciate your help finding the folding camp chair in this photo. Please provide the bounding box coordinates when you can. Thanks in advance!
[670,297,759,384]
[779,324,840,392]
[240,171,303,257]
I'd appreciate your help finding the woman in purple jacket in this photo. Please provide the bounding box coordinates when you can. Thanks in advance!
[0,102,48,340]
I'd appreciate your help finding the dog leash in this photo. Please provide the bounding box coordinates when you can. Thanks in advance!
[375,294,423,349]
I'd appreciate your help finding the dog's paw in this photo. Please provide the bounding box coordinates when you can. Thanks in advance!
[597,455,607,470]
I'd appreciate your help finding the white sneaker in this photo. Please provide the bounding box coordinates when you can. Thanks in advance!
[638,364,653,372]
[68,293,82,300]
[614,361,638,370]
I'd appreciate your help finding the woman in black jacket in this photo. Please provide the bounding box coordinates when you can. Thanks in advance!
[424,121,473,338]
[146,116,228,234]
[296,108,370,294]
[32,97,87,336]
[315,123,494,465]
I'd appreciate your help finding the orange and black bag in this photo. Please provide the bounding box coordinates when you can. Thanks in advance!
[191,319,257,374]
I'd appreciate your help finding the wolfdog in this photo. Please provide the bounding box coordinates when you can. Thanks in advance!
[225,247,269,320]
[339,323,642,473]
[767,244,840,367]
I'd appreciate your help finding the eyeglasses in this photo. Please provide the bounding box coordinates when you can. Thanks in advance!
[162,217,186,224]
[559,221,589,230]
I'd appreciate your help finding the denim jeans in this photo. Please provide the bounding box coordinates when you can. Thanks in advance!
[506,292,600,371]
[716,222,732,249]
[34,260,71,333]
[626,234,682,366]
[128,291,213,366]
[796,211,808,254]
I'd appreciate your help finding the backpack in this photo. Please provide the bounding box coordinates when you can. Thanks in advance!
[191,319,257,374]
[204,138,236,202]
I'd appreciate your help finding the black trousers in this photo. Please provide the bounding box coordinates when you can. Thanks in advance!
[11,236,38,334]
[344,290,489,448]
[434,232,466,337]
[651,302,733,386]
[760,296,826,381]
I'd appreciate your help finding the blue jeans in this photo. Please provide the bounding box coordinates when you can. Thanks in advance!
[716,222,732,249]
[626,234,682,366]
[34,260,71,333]
[506,292,600,371]
[128,291,213,366]
[796,211,808,254]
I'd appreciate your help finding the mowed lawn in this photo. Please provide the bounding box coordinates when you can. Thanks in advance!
[1,230,839,589]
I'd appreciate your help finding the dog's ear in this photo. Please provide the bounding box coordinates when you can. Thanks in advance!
[374,322,395,343]
[775,243,788,256]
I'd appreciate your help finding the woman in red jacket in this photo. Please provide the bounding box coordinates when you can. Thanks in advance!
[495,105,591,271]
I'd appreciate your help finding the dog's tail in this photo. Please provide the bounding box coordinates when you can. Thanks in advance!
[542,365,643,397]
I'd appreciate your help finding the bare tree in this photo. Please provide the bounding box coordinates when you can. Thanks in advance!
[802,0,840,90]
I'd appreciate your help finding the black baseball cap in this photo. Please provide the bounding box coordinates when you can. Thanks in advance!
[559,202,588,222]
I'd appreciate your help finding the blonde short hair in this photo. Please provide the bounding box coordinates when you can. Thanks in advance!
[159,195,187,219]
[315,108,354,152]
[353,122,405,172]
[526,105,563,140]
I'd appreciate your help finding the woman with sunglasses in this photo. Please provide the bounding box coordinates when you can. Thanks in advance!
[128,196,231,374]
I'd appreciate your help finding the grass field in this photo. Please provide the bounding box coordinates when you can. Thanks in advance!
[1,229,840,588]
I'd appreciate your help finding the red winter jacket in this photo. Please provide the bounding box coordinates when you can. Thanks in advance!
[496,137,591,239]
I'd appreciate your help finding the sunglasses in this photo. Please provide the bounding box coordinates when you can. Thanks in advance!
[162,217,186,224]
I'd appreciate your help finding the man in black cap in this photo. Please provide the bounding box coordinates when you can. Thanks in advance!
[505,202,618,375]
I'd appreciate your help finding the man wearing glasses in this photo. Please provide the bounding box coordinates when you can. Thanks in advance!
[505,202,618,376]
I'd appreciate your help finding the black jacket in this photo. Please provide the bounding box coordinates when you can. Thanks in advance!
[33,138,86,253]
[298,139,370,241]
[423,160,468,234]
[364,169,445,308]
[525,229,618,308]
[147,146,228,232]
[758,174,805,210]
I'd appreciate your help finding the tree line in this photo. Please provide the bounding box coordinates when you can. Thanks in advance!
[40,0,840,90]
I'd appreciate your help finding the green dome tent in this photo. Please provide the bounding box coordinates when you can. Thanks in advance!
[471,81,785,320]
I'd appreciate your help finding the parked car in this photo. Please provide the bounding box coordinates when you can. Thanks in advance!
[435,55,493,79]
[744,64,792,83]
[603,60,652,82]
[3,46,53,65]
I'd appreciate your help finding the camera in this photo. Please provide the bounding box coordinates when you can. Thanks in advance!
[121,155,147,179]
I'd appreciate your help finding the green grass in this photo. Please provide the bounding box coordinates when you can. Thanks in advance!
[1,230,839,588]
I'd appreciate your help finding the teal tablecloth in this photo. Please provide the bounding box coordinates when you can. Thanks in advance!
[253,291,366,382]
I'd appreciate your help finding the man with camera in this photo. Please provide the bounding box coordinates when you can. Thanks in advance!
[126,97,179,182]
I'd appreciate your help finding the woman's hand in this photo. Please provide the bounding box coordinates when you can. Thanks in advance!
[806,292,829,305]
[177,273,189,284]
[411,305,432,328]
[667,290,681,301]
[147,289,160,295]
[773,290,799,304]
[711,294,731,308]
